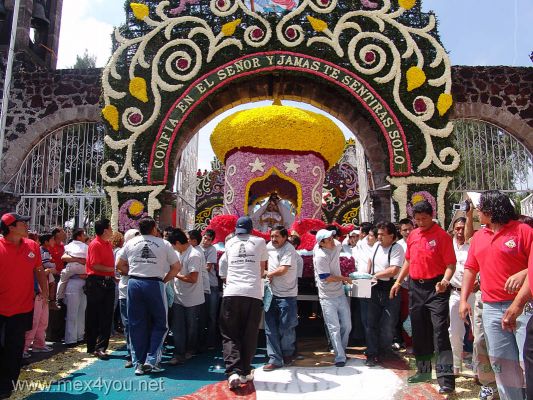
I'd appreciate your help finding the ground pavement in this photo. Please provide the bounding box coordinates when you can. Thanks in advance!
[12,336,480,400]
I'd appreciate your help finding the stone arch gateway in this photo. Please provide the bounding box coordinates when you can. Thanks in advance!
[101,0,458,227]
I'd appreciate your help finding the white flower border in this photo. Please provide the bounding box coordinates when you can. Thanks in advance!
[105,185,166,230]
[101,0,458,225]
[387,176,453,225]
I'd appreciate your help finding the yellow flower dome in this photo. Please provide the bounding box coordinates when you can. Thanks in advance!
[210,104,345,170]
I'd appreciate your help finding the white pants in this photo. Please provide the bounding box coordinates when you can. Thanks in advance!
[64,278,87,344]
[449,289,475,370]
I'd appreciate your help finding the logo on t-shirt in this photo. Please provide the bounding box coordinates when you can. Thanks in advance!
[504,239,517,249]
[428,240,436,248]
[140,244,157,259]
[28,251,35,259]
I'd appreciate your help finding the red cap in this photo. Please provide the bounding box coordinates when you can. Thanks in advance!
[0,213,30,229]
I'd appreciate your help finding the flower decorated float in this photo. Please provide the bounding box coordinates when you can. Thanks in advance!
[210,102,346,224]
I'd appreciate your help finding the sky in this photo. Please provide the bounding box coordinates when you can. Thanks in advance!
[57,0,533,169]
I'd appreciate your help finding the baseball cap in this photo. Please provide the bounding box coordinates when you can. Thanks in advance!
[235,216,253,234]
[0,213,30,229]
[349,230,360,236]
[124,228,140,243]
[316,229,334,243]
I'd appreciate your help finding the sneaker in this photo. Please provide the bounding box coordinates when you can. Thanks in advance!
[149,364,164,373]
[479,386,494,400]
[228,373,241,390]
[134,364,144,376]
[438,386,454,394]
[22,351,31,359]
[239,372,254,383]
[32,345,53,353]
[124,360,133,368]
[142,363,154,373]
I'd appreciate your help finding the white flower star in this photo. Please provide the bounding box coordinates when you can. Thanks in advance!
[283,158,300,174]
[249,157,266,173]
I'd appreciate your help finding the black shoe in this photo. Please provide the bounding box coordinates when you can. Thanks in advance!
[0,391,12,399]
[407,372,432,383]
[93,350,110,360]
[364,357,378,367]
[335,361,346,367]
[438,386,454,394]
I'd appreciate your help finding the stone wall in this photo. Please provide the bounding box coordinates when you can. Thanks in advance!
[0,62,102,184]
[452,66,533,149]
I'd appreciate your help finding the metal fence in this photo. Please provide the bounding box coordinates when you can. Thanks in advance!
[11,122,107,234]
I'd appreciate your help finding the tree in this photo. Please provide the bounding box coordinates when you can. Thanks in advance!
[71,49,97,69]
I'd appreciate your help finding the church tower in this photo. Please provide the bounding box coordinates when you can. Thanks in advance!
[0,0,63,70]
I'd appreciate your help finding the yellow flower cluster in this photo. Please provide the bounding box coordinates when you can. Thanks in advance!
[129,77,148,103]
[210,105,345,169]
[128,200,145,217]
[406,66,426,91]
[130,3,149,21]
[102,105,119,131]
[221,19,241,36]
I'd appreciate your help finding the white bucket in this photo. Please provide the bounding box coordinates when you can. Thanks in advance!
[347,279,376,298]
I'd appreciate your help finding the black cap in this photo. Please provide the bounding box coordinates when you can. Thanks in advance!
[235,216,253,234]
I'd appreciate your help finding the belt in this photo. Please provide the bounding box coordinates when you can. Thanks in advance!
[129,275,163,282]
[412,275,443,285]
[88,275,114,280]
[451,286,461,292]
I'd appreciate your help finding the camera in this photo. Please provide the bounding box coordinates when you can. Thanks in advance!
[452,201,470,212]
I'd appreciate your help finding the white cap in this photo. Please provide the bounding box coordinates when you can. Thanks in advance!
[316,229,334,243]
[124,229,140,243]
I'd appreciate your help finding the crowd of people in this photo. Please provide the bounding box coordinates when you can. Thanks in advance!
[0,190,532,400]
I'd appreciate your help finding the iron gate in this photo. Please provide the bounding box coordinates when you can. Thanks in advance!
[11,122,108,234]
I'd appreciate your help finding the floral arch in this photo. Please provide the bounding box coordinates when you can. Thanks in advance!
[101,0,457,227]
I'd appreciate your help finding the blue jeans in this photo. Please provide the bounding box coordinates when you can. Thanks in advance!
[482,301,530,400]
[119,298,130,358]
[319,295,352,363]
[265,296,298,366]
[171,303,201,356]
[127,278,168,367]
[207,287,220,348]
[365,286,400,358]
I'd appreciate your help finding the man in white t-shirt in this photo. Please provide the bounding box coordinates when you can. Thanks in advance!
[365,221,404,367]
[218,216,268,389]
[448,217,475,375]
[313,229,352,367]
[168,228,205,365]
[117,218,181,376]
[342,230,359,254]
[200,229,220,350]
[264,226,298,371]
[187,229,210,351]
[60,228,89,347]
[352,224,378,272]
[350,223,376,346]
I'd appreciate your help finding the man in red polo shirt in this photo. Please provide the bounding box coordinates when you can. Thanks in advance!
[85,218,116,360]
[0,212,48,399]
[460,190,533,400]
[390,201,456,394]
